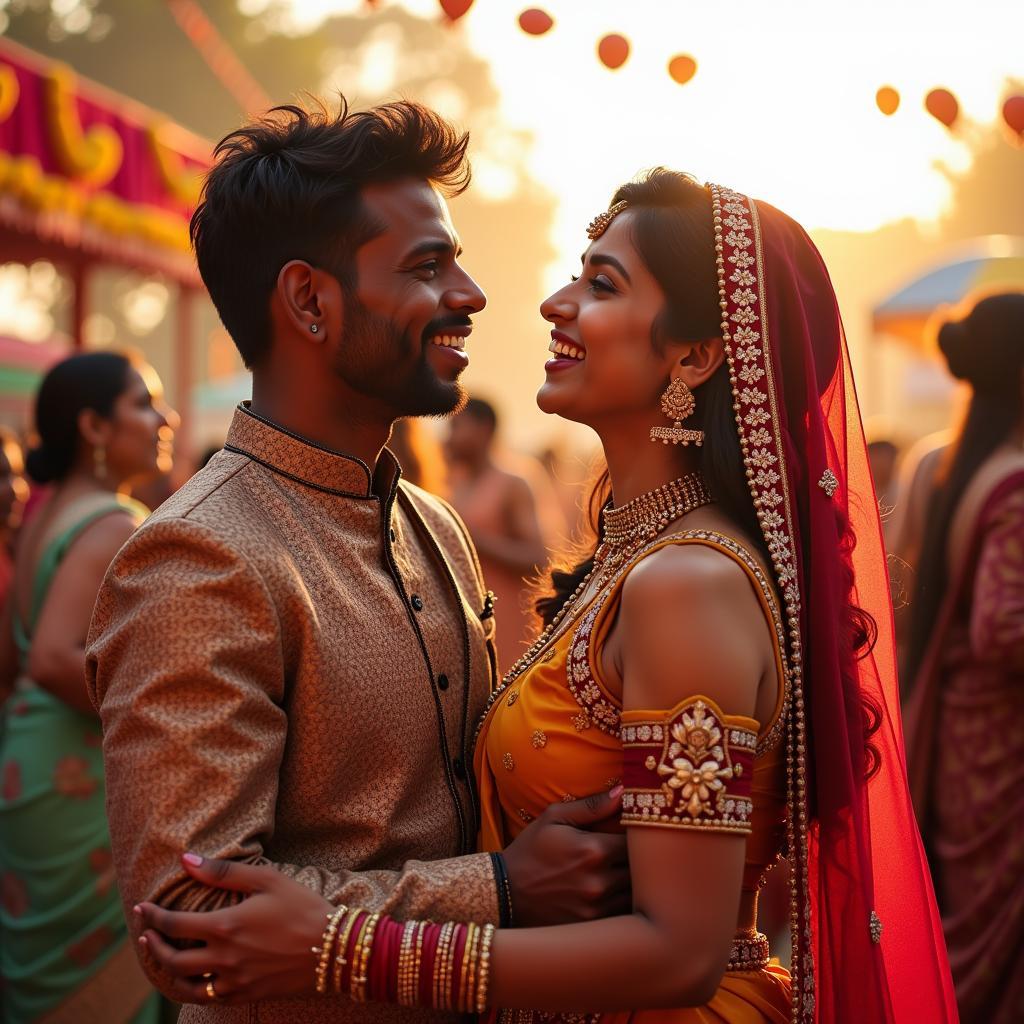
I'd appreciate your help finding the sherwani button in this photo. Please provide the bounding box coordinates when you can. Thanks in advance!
[389,528,396,543]
[437,673,449,690]
[452,757,466,779]
[411,594,424,611]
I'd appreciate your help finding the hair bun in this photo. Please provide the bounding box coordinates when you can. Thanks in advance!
[937,319,973,382]
[25,444,60,485]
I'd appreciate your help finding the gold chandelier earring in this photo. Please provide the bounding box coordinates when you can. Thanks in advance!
[650,378,704,446]
[93,444,107,480]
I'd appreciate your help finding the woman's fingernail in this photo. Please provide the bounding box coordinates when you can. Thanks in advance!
[132,904,142,915]
[183,852,203,866]
[138,935,148,946]
[609,784,624,799]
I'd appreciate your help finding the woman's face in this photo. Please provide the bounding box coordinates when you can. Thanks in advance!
[537,212,674,429]
[103,366,178,485]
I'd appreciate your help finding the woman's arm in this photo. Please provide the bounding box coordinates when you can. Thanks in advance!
[139,543,772,1011]
[28,511,136,715]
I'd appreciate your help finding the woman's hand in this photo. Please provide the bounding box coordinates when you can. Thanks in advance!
[135,853,334,1006]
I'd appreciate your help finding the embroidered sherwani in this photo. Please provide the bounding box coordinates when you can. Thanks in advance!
[86,405,500,1024]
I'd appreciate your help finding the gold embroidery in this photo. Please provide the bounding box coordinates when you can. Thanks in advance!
[818,468,839,498]
[517,808,534,823]
[506,690,519,707]
[869,910,883,944]
[709,182,813,1023]
[531,730,547,749]
[502,753,515,772]
[621,697,756,833]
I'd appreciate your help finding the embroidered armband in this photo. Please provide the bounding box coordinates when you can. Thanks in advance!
[621,696,757,833]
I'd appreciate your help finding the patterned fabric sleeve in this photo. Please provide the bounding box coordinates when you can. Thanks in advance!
[620,695,758,833]
[86,517,498,998]
[970,483,1024,672]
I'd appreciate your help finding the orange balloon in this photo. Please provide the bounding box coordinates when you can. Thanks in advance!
[518,8,553,35]
[925,88,959,129]
[668,55,697,85]
[1002,95,1024,138]
[875,86,900,116]
[597,34,630,70]
[439,0,473,21]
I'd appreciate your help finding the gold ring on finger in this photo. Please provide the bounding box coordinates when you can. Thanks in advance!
[203,974,218,1000]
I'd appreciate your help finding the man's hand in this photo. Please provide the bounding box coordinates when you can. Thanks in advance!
[501,786,630,927]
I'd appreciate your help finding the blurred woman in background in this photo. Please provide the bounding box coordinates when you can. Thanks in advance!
[0,351,176,1023]
[905,292,1024,1024]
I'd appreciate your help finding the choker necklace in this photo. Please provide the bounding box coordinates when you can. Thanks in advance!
[596,472,713,566]
[477,472,714,724]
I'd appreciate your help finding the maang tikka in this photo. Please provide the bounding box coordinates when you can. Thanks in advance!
[650,378,704,446]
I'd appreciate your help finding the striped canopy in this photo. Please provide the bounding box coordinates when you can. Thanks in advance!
[872,236,1024,346]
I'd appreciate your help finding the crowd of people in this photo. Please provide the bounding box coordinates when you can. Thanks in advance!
[0,94,1020,1024]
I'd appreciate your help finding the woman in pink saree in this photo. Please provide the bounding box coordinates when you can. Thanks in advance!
[904,292,1024,1024]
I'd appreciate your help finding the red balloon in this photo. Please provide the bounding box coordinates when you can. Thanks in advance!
[668,55,697,85]
[518,8,553,35]
[439,0,473,21]
[597,34,630,70]
[1003,95,1024,138]
[925,88,959,129]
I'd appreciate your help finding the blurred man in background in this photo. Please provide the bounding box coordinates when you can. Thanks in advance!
[446,398,546,666]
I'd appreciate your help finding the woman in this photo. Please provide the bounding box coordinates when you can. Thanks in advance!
[0,351,176,1023]
[903,292,1024,1024]
[135,174,956,1023]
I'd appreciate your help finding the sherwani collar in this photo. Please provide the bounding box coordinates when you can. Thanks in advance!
[225,403,401,499]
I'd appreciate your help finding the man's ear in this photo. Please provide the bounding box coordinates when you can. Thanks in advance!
[673,336,725,390]
[276,260,345,342]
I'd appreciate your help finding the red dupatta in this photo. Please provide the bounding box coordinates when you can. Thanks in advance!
[708,185,958,1023]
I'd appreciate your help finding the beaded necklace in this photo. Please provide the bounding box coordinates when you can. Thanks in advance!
[473,472,713,743]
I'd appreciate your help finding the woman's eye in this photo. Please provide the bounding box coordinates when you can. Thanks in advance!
[588,276,615,294]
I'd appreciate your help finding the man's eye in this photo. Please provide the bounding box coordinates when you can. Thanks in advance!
[416,260,440,278]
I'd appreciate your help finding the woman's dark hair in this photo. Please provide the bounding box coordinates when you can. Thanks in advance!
[904,291,1024,690]
[191,96,472,369]
[25,351,134,485]
[536,169,766,625]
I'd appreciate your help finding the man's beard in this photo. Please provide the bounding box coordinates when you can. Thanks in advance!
[332,297,466,418]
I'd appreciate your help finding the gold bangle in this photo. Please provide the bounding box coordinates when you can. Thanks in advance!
[314,906,347,996]
[353,912,381,1003]
[459,922,477,1013]
[333,907,360,995]
[445,924,461,1012]
[348,912,372,1001]
[398,921,416,1005]
[475,922,495,1014]
[411,920,427,1007]
[462,923,476,1014]
[433,922,454,1010]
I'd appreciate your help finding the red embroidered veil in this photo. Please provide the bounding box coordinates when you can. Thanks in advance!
[707,185,958,1023]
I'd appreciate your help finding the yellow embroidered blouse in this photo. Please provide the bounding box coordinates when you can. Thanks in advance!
[474,532,792,1023]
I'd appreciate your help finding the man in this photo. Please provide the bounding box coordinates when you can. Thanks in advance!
[446,398,547,664]
[86,99,625,1023]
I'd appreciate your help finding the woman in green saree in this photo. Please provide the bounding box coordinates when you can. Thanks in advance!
[0,351,176,1023]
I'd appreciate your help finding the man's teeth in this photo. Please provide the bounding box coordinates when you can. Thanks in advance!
[430,334,467,350]
[548,340,586,361]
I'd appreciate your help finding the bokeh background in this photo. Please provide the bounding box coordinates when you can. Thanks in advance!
[1,0,1023,470]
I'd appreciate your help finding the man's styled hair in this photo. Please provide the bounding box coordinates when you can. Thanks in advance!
[191,97,471,368]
